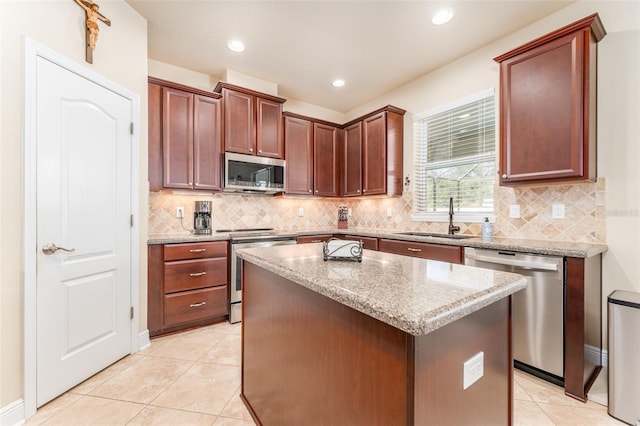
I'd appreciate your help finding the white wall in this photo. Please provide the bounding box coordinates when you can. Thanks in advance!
[0,0,148,410]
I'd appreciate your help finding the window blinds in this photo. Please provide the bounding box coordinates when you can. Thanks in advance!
[413,89,495,220]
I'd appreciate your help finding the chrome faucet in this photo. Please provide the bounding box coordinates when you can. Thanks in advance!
[448,197,460,235]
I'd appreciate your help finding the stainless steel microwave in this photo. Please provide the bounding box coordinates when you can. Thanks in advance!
[223,152,286,194]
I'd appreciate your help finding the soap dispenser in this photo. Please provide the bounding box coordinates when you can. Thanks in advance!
[482,217,492,240]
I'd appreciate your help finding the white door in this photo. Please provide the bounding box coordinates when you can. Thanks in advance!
[35,56,133,406]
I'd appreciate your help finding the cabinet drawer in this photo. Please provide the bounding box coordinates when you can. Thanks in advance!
[164,241,227,261]
[344,235,378,251]
[164,286,228,327]
[378,239,463,264]
[164,257,228,293]
[297,234,333,244]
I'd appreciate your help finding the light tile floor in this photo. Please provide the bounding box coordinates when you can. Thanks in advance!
[26,321,624,425]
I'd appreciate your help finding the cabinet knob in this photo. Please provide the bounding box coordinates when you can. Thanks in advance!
[502,174,507,179]
[315,190,318,193]
[308,189,312,193]
[249,148,253,152]
[363,189,366,193]
[258,149,262,153]
[357,190,360,193]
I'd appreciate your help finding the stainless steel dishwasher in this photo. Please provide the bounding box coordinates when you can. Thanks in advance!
[464,247,564,383]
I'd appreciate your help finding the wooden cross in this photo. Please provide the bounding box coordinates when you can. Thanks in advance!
[74,0,111,64]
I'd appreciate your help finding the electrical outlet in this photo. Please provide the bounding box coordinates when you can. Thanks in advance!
[552,203,565,219]
[176,207,184,219]
[298,207,304,217]
[509,204,521,218]
[463,352,484,390]
[348,208,352,218]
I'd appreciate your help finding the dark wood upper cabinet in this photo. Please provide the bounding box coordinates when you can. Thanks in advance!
[494,14,605,185]
[343,106,405,197]
[148,77,222,191]
[313,122,340,197]
[343,122,362,197]
[284,114,314,195]
[215,82,286,159]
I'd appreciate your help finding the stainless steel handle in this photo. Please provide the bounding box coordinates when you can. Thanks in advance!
[407,247,422,252]
[189,301,207,307]
[311,239,322,243]
[42,243,75,255]
[189,248,207,253]
[190,272,207,277]
[465,252,558,271]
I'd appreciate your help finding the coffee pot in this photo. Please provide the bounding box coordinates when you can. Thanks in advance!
[194,201,212,234]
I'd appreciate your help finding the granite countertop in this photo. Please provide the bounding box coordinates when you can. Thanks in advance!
[148,228,607,258]
[237,243,527,336]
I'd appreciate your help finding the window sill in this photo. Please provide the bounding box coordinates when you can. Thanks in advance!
[411,212,495,223]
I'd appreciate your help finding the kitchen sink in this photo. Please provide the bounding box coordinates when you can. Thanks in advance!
[395,232,475,240]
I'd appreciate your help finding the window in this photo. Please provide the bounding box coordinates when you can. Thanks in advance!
[412,88,496,222]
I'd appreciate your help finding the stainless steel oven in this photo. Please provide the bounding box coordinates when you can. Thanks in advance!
[228,230,297,323]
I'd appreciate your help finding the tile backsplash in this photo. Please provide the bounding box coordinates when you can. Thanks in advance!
[149,178,605,243]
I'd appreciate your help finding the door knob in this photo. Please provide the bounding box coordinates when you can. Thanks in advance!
[42,243,75,255]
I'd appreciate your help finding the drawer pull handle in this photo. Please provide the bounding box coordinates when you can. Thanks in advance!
[189,301,207,308]
[190,249,207,253]
[311,239,322,243]
[407,247,422,252]
[190,272,207,277]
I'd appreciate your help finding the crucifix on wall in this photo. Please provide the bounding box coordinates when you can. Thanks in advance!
[74,0,111,64]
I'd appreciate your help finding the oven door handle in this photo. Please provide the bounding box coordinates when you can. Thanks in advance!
[465,252,559,271]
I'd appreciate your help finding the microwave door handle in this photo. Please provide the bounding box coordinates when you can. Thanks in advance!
[465,252,558,271]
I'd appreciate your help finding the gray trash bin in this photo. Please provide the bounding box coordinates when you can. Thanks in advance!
[608,290,640,425]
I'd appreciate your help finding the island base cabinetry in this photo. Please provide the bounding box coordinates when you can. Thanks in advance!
[242,262,512,426]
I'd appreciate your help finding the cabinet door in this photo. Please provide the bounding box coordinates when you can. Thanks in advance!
[162,87,194,189]
[343,121,362,197]
[223,88,254,154]
[148,82,163,191]
[362,112,387,195]
[499,28,588,184]
[284,116,314,195]
[313,123,340,197]
[256,97,284,158]
[193,95,222,190]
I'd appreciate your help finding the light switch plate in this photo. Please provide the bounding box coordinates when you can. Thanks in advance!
[386,207,392,218]
[509,205,521,218]
[298,207,304,217]
[463,352,484,390]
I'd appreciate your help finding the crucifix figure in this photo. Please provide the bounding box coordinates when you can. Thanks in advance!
[74,0,111,64]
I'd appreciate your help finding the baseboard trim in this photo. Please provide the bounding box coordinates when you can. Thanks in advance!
[585,345,608,368]
[138,329,151,352]
[1,399,25,426]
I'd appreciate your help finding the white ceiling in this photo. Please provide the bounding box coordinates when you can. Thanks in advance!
[127,1,574,113]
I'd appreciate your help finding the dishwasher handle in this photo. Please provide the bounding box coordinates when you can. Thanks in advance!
[465,252,559,271]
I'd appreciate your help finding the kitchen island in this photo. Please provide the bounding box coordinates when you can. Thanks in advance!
[237,243,527,425]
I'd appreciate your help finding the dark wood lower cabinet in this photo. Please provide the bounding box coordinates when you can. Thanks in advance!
[148,241,229,337]
[242,262,512,425]
[379,238,464,264]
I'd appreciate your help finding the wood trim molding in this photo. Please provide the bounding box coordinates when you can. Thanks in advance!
[214,81,286,104]
[148,76,221,99]
[493,13,606,63]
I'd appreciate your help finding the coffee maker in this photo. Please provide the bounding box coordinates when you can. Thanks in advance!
[193,201,212,234]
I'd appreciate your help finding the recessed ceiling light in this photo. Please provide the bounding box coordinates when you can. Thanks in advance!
[227,40,245,52]
[432,9,454,25]
[332,79,346,88]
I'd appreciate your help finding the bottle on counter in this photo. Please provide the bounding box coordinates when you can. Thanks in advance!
[482,217,492,240]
